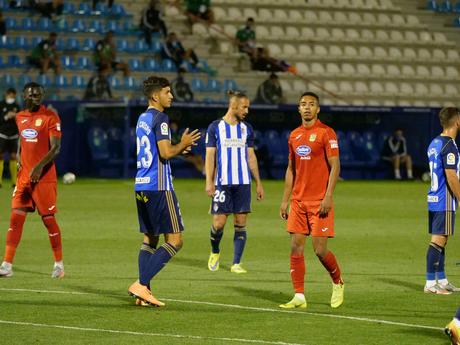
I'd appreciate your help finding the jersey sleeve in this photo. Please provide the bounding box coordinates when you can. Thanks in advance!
[205,122,217,148]
[323,128,339,158]
[441,140,458,170]
[153,112,170,142]
[48,112,62,138]
[246,123,254,148]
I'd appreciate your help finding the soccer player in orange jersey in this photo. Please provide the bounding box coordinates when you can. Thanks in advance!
[0,82,64,278]
[279,92,344,309]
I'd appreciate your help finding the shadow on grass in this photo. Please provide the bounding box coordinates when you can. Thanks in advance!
[375,277,421,291]
[173,256,231,271]
[393,327,445,342]
[13,267,48,276]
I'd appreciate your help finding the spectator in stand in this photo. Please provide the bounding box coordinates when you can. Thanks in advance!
[251,47,296,73]
[172,68,194,102]
[255,73,283,105]
[94,31,130,77]
[83,68,113,100]
[170,120,205,175]
[27,32,61,75]
[0,11,6,44]
[35,0,64,20]
[236,18,256,57]
[140,0,168,48]
[382,128,414,180]
[161,32,199,70]
[185,0,214,25]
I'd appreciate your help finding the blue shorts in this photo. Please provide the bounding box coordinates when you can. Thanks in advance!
[429,211,455,236]
[211,184,251,215]
[136,190,184,235]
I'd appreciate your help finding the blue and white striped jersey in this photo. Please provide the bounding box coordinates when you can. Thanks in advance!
[206,119,254,186]
[427,135,459,212]
[135,108,174,191]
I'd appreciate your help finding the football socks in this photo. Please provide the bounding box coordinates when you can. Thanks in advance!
[3,210,26,264]
[290,254,305,294]
[319,251,342,285]
[210,225,223,254]
[42,215,63,262]
[233,225,247,264]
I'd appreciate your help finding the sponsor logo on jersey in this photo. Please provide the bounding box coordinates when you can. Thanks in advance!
[427,195,439,202]
[309,134,316,142]
[160,122,169,135]
[21,129,38,139]
[296,145,311,157]
[35,118,42,126]
[329,139,338,149]
[56,123,61,131]
[447,153,456,165]
[135,177,151,184]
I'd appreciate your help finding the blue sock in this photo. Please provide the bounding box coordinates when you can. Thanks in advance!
[138,242,156,287]
[426,242,443,281]
[139,243,177,286]
[233,226,247,264]
[456,308,460,320]
[210,226,223,254]
[436,247,446,280]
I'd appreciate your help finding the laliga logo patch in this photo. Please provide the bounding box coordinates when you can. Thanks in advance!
[296,145,311,157]
[447,153,456,165]
[21,128,38,139]
[160,122,169,136]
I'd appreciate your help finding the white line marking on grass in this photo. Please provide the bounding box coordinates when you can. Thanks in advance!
[0,320,306,345]
[0,288,442,331]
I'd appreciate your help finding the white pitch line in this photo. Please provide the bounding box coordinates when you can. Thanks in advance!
[0,320,306,345]
[0,287,443,331]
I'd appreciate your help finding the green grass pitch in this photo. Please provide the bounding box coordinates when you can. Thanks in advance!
[0,178,458,344]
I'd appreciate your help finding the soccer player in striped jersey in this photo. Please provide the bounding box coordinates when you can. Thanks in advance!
[205,91,264,273]
[425,107,460,294]
[128,76,201,307]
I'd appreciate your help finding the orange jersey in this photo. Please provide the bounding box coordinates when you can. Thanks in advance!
[288,120,339,201]
[16,105,62,184]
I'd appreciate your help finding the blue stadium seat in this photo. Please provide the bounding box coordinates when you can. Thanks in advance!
[438,0,453,12]
[348,131,369,161]
[150,40,162,53]
[55,75,68,88]
[71,75,86,88]
[0,36,14,49]
[110,4,126,16]
[161,59,177,72]
[207,79,222,93]
[224,79,238,91]
[109,76,121,89]
[37,17,52,31]
[90,19,104,33]
[18,75,32,87]
[66,38,80,51]
[31,36,42,48]
[55,38,65,50]
[7,55,22,68]
[105,20,121,33]
[88,127,110,161]
[128,58,141,71]
[60,55,74,69]
[15,36,29,50]
[191,78,205,92]
[20,17,34,31]
[77,56,91,69]
[55,18,69,32]
[94,2,108,15]
[0,56,4,68]
[131,40,148,53]
[83,38,95,51]
[123,76,137,89]
[116,39,129,52]
[37,74,51,87]
[427,0,438,10]
[454,1,460,12]
[5,18,16,30]
[143,58,158,71]
[63,2,75,14]
[1,74,16,88]
[71,19,86,32]
[77,2,91,15]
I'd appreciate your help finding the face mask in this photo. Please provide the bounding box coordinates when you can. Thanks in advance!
[5,97,15,104]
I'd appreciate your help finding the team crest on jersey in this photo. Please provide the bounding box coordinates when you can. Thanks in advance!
[160,122,169,135]
[35,118,42,126]
[447,153,456,165]
[309,134,316,142]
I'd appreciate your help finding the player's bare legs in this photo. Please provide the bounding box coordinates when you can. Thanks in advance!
[425,234,456,294]
[391,155,402,180]
[279,233,307,309]
[0,208,27,277]
[42,214,64,278]
[401,155,413,179]
[208,214,227,271]
[313,236,344,308]
[231,213,248,273]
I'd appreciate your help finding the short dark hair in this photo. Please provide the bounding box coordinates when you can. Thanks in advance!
[23,82,43,92]
[6,88,16,94]
[227,90,248,101]
[299,91,320,104]
[143,76,170,98]
[439,107,460,128]
[247,17,254,22]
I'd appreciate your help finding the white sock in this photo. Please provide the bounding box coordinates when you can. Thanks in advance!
[394,169,401,179]
[294,293,305,300]
[438,278,448,286]
[425,280,436,288]
[1,261,12,270]
[407,169,413,179]
[54,261,64,268]
[454,318,460,328]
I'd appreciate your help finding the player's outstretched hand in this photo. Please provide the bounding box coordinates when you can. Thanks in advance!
[319,195,332,216]
[181,128,201,148]
[206,181,215,198]
[279,202,288,220]
[256,184,264,201]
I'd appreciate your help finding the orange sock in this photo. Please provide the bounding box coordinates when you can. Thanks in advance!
[4,210,27,263]
[42,216,62,262]
[290,254,305,293]
[319,251,342,284]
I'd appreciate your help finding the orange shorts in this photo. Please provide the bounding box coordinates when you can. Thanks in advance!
[286,199,334,237]
[12,181,58,215]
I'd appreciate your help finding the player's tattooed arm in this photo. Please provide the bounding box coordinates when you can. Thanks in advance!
[30,136,61,183]
[319,156,340,216]
[157,128,201,160]
[205,147,216,197]
[280,159,294,220]
[248,147,264,200]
